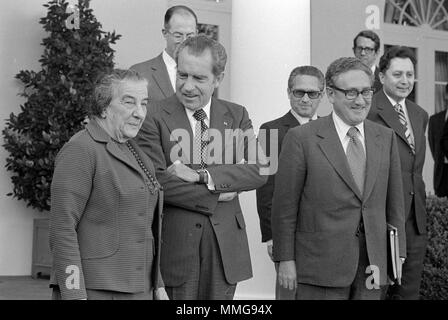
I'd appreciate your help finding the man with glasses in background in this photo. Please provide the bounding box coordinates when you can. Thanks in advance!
[271,57,406,300]
[256,66,324,299]
[131,5,197,101]
[353,30,382,93]
[368,46,428,300]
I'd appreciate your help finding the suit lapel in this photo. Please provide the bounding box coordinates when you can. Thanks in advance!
[375,90,409,146]
[151,54,175,98]
[280,111,300,129]
[406,100,423,154]
[363,121,381,201]
[161,96,194,165]
[210,98,233,134]
[317,116,362,200]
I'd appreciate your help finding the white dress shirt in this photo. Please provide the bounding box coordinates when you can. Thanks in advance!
[332,112,366,153]
[290,109,318,124]
[162,50,177,91]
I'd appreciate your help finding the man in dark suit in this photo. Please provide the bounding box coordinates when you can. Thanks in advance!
[256,65,324,299]
[368,46,428,300]
[131,5,197,101]
[429,85,448,197]
[136,35,267,300]
[271,57,406,300]
[353,30,382,93]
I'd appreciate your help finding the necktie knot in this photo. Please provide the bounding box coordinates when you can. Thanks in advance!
[193,109,207,122]
[347,127,359,141]
[394,103,403,114]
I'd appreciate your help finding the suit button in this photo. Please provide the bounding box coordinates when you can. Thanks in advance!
[410,192,415,195]
[196,223,202,229]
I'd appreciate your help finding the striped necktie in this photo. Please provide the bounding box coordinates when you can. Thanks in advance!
[193,109,208,169]
[394,103,415,153]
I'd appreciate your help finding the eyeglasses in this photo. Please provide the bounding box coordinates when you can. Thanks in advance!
[354,46,376,55]
[291,90,323,99]
[165,30,196,41]
[330,86,374,100]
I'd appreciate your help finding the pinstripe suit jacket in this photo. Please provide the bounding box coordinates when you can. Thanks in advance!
[49,119,163,300]
[136,95,268,286]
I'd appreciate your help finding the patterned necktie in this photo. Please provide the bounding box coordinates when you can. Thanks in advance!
[346,127,366,195]
[193,109,208,169]
[394,103,415,153]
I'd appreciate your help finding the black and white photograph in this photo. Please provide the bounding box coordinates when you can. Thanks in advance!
[0,0,447,306]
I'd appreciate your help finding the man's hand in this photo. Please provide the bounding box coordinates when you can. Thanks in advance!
[278,260,297,290]
[266,240,274,261]
[218,192,238,202]
[154,287,169,300]
[167,160,199,183]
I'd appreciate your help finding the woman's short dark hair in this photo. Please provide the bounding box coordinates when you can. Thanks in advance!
[90,69,147,118]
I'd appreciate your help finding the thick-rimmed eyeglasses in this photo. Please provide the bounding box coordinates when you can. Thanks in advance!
[330,86,374,100]
[354,46,376,55]
[165,30,196,41]
[291,90,323,99]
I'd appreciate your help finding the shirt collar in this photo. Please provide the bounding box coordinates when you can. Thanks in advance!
[383,90,406,109]
[184,99,212,121]
[162,50,177,70]
[332,111,365,141]
[290,109,317,124]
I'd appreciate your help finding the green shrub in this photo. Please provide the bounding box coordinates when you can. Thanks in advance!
[420,195,448,300]
[2,0,120,211]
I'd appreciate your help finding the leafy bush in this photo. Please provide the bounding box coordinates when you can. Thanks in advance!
[2,0,120,211]
[420,195,448,300]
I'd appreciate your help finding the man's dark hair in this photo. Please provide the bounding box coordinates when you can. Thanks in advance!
[164,5,198,29]
[353,30,381,52]
[288,66,325,90]
[175,35,227,77]
[379,46,417,74]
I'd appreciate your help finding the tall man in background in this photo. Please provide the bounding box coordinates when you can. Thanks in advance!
[256,66,324,299]
[353,30,382,93]
[131,5,197,101]
[368,46,428,299]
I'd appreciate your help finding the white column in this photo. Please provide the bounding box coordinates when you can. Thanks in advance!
[230,0,311,300]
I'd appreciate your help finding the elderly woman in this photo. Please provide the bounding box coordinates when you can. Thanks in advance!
[49,69,168,300]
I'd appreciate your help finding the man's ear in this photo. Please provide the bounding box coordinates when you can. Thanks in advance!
[379,71,385,85]
[326,87,335,104]
[214,72,225,88]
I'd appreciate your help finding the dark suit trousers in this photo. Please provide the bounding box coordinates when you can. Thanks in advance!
[295,232,382,300]
[436,164,448,197]
[387,210,427,300]
[165,215,236,300]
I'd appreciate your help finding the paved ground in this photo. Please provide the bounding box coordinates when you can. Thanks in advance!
[0,276,51,300]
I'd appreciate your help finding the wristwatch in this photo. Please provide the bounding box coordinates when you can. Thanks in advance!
[197,169,209,184]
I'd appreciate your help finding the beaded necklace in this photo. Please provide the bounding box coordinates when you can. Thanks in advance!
[125,141,161,195]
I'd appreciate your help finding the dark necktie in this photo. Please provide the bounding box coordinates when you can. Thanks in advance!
[394,103,415,153]
[193,109,208,169]
[346,127,366,195]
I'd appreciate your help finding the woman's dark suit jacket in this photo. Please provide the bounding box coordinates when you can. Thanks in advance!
[49,119,163,300]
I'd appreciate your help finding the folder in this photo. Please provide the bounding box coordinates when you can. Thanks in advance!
[387,223,402,285]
